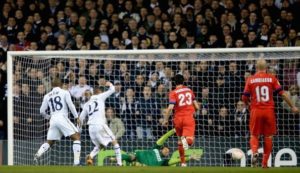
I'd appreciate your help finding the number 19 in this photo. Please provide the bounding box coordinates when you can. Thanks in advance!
[255,86,270,102]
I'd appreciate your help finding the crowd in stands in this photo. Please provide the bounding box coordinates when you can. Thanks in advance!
[1,0,300,140]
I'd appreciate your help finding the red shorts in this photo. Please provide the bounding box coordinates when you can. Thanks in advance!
[173,115,195,137]
[250,108,276,136]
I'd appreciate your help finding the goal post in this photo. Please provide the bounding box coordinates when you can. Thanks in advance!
[7,47,300,166]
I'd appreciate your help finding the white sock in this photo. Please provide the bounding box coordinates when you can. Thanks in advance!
[89,146,99,158]
[73,140,81,165]
[36,143,50,157]
[113,143,122,166]
[181,137,189,150]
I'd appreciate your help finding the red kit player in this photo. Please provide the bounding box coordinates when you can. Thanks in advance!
[242,58,299,168]
[163,74,199,167]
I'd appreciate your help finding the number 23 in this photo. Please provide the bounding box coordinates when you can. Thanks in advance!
[178,93,192,106]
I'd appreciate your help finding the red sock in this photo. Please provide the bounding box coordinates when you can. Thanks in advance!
[262,137,272,167]
[178,144,185,164]
[250,136,259,154]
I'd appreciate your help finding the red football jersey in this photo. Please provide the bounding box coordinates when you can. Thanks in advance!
[169,85,196,117]
[243,72,283,109]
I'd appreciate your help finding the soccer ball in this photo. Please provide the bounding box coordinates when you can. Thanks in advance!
[231,148,244,160]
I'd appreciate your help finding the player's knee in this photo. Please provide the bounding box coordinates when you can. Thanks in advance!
[71,132,80,141]
[112,140,118,145]
[47,140,55,146]
[186,137,194,146]
[178,140,182,145]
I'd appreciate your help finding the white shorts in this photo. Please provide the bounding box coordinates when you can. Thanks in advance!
[88,124,116,147]
[47,116,78,140]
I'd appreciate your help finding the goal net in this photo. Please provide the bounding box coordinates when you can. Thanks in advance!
[7,48,300,166]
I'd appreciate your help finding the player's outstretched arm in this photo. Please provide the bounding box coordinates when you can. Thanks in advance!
[281,92,299,113]
[156,129,176,147]
[111,153,134,163]
[167,154,201,166]
[99,81,116,100]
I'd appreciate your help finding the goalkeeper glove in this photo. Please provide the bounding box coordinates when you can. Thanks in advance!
[189,153,201,161]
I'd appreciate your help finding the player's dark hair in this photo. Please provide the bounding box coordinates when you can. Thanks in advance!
[94,86,106,94]
[173,74,184,85]
[52,78,62,87]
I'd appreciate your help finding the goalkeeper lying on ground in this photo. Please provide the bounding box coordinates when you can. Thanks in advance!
[110,129,200,166]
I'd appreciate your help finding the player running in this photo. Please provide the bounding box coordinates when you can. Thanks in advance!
[34,78,81,165]
[242,58,299,168]
[162,74,200,167]
[79,81,122,166]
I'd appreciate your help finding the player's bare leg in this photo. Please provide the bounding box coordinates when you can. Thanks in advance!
[112,140,122,166]
[262,135,273,168]
[178,139,186,167]
[34,140,55,165]
[70,132,81,166]
[250,135,259,167]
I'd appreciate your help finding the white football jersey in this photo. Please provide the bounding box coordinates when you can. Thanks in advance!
[80,84,115,125]
[40,87,78,119]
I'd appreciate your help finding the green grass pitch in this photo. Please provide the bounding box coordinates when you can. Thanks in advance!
[0,166,300,173]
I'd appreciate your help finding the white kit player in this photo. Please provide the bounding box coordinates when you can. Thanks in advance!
[80,81,122,166]
[34,78,81,165]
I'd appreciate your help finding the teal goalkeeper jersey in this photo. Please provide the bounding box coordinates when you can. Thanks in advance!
[135,147,168,166]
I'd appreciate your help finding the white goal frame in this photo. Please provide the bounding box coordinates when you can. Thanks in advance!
[7,47,300,165]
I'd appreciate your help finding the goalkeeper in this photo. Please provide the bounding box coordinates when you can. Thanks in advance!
[110,129,200,166]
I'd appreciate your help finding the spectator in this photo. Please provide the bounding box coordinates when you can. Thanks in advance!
[165,31,180,49]
[106,107,125,140]
[247,12,259,32]
[78,59,88,76]
[233,101,248,138]
[54,19,71,40]
[245,31,258,47]
[133,74,145,98]
[0,35,9,62]
[227,61,243,109]
[281,85,300,112]
[137,86,158,139]
[180,33,195,48]
[154,83,168,109]
[238,23,249,42]
[213,73,229,108]
[71,33,85,50]
[121,88,139,140]
[147,71,160,91]
[0,69,6,139]
[197,87,214,136]
[126,35,140,49]
[257,24,270,46]
[101,60,116,81]
[284,28,300,46]
[98,23,109,45]
[69,75,92,100]
[214,106,234,136]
